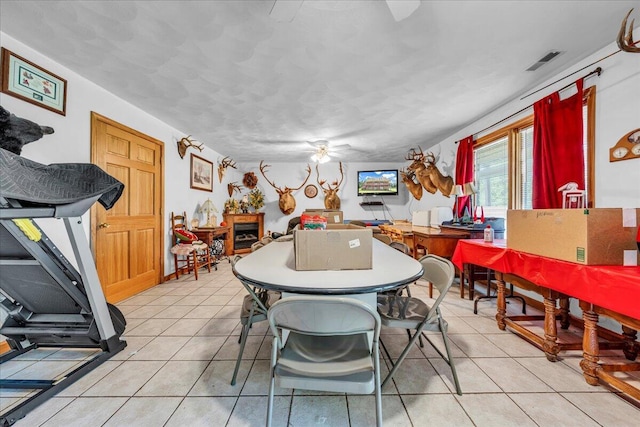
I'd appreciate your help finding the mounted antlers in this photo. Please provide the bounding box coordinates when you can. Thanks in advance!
[405,147,454,197]
[406,147,437,195]
[227,182,242,197]
[176,135,203,159]
[218,156,237,183]
[424,152,454,197]
[400,168,423,200]
[618,9,640,53]
[316,162,344,210]
[260,161,312,215]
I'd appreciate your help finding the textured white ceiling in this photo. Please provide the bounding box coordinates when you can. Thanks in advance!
[1,1,636,162]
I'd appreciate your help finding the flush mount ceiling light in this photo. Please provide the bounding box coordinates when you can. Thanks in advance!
[310,144,330,163]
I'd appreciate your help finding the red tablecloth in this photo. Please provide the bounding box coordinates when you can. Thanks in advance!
[452,239,640,320]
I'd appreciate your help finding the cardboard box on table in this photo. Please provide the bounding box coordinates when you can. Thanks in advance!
[507,208,639,266]
[294,224,373,271]
[302,209,344,224]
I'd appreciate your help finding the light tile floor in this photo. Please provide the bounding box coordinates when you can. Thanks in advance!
[3,260,640,426]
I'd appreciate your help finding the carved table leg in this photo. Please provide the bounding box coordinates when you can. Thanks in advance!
[496,278,506,330]
[543,296,559,361]
[559,297,570,330]
[621,325,640,361]
[580,309,600,386]
[468,264,475,300]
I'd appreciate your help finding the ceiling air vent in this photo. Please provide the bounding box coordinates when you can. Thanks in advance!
[526,50,563,71]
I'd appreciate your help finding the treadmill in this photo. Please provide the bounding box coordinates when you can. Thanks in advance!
[0,149,127,426]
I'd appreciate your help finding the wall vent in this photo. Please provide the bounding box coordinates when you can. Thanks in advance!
[526,50,562,71]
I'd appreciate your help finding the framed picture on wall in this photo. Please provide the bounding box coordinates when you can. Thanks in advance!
[190,154,214,192]
[1,47,67,116]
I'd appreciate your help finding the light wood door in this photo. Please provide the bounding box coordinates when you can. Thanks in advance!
[91,113,164,302]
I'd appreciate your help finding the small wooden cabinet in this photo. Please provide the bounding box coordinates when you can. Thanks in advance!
[223,213,265,255]
[191,226,231,260]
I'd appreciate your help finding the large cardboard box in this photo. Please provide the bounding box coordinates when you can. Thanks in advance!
[303,209,344,224]
[507,208,639,265]
[294,224,372,271]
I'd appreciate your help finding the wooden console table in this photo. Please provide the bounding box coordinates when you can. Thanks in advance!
[223,212,264,255]
[191,226,231,267]
[412,226,470,260]
[452,239,640,399]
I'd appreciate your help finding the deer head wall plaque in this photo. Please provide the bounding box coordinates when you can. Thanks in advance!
[260,161,312,215]
[316,162,344,210]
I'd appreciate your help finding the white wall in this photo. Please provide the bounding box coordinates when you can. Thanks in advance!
[0,33,231,276]
[239,161,409,235]
[2,31,638,279]
[424,36,640,208]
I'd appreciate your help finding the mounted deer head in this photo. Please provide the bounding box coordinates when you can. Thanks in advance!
[218,156,237,183]
[400,168,423,200]
[316,162,344,210]
[260,161,312,215]
[176,135,203,159]
[227,182,242,197]
[618,9,640,53]
[424,152,454,197]
[405,147,437,194]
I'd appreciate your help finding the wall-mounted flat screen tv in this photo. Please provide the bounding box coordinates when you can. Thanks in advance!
[357,170,399,196]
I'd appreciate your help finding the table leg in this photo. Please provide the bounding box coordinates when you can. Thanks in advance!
[496,279,506,331]
[580,309,600,386]
[559,297,570,330]
[622,325,640,361]
[543,296,559,361]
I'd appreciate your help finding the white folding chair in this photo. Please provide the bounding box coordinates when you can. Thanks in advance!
[377,254,462,395]
[266,296,382,427]
[230,253,280,386]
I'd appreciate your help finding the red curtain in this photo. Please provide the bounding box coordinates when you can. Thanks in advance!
[533,80,584,209]
[455,135,474,217]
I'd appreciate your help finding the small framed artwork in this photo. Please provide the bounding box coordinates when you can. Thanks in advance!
[190,153,214,192]
[1,48,67,116]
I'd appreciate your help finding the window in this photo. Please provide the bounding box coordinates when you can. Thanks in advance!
[473,87,595,217]
[475,135,509,218]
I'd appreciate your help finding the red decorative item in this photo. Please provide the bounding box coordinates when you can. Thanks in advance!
[220,221,227,227]
[473,206,484,223]
[174,228,198,243]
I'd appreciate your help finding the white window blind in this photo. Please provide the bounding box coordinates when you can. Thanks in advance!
[474,136,508,219]
[520,126,533,209]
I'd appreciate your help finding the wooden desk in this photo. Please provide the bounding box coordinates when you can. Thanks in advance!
[412,226,470,260]
[378,224,470,260]
[192,227,231,268]
[452,239,640,399]
[378,223,415,253]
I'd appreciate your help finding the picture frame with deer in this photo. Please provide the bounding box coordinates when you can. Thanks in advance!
[190,153,214,192]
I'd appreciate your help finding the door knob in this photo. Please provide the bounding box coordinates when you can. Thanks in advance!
[98,223,110,229]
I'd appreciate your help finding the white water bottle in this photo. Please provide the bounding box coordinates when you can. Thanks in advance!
[483,225,494,243]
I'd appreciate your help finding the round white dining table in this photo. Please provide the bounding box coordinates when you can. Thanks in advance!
[233,238,424,295]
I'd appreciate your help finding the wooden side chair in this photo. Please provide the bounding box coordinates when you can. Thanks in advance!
[170,211,210,280]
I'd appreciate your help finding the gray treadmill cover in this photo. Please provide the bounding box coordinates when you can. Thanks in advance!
[0,148,123,209]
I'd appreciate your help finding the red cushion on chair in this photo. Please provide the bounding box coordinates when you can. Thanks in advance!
[175,228,198,243]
